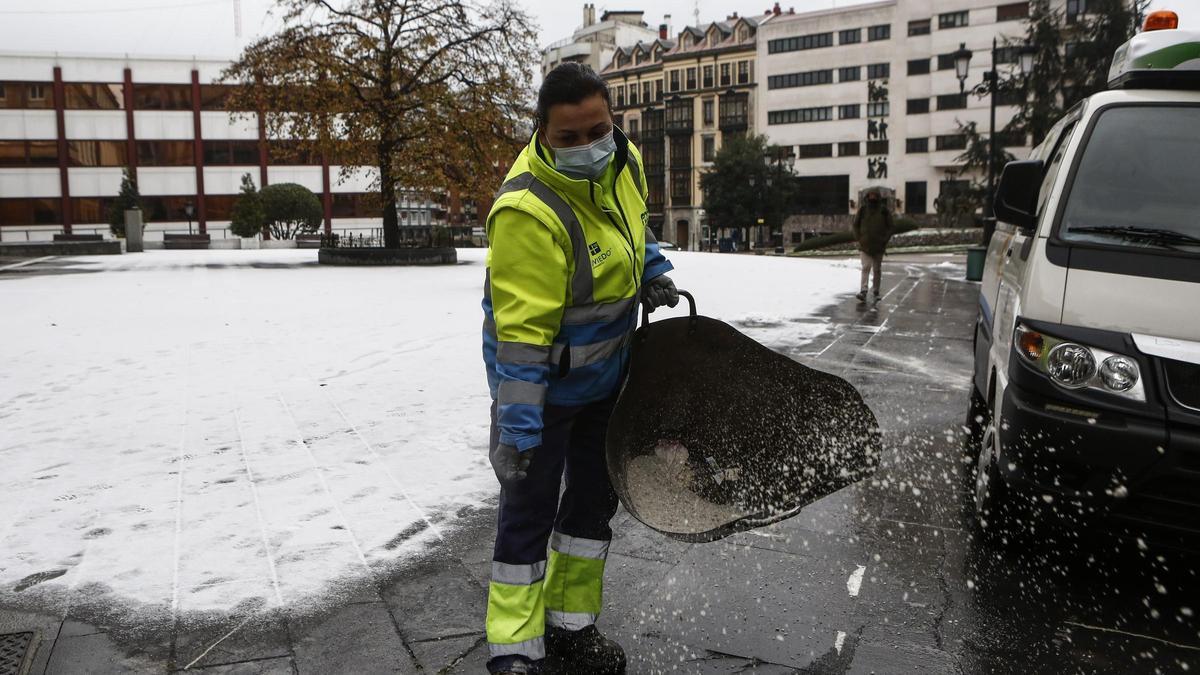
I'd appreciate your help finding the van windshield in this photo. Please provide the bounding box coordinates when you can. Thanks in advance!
[1059,105,1200,254]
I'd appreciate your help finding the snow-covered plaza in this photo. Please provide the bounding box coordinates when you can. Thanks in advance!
[0,249,858,626]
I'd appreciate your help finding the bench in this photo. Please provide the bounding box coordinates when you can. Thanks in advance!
[163,233,211,250]
[53,234,105,242]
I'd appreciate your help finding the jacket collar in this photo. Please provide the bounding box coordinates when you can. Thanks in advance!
[528,127,631,205]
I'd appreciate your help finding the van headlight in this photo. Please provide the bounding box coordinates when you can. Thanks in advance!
[1014,324,1144,401]
[1047,344,1097,388]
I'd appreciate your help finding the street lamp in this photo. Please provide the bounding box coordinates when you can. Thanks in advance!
[955,40,1035,243]
[184,201,195,236]
[953,43,973,93]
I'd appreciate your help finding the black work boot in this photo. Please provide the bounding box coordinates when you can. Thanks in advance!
[545,625,626,675]
[487,655,541,675]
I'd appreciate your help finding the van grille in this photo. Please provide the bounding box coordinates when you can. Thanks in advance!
[1165,358,1200,411]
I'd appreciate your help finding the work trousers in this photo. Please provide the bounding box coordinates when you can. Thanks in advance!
[485,397,620,667]
[860,251,883,293]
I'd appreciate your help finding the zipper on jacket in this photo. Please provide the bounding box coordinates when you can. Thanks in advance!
[592,177,640,295]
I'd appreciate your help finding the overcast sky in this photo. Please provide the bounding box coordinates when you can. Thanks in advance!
[0,0,1192,61]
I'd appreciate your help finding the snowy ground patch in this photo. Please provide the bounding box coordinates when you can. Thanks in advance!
[0,248,857,622]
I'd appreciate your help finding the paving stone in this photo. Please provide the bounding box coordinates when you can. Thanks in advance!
[189,656,295,674]
[44,631,165,674]
[290,602,416,675]
[380,560,485,643]
[0,606,60,675]
[173,611,290,670]
[408,634,484,674]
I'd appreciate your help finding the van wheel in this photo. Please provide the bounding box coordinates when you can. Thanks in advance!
[973,424,1021,549]
[961,387,989,489]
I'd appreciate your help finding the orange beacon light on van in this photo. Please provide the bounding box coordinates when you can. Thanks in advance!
[1144,10,1179,32]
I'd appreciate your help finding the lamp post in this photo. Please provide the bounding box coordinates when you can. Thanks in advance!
[953,40,1035,243]
[184,201,195,236]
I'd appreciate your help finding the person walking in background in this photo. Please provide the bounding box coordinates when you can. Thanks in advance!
[851,189,894,302]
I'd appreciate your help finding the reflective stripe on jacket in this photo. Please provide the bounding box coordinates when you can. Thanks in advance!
[482,128,673,451]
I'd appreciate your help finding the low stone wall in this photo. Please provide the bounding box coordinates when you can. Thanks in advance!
[0,241,122,256]
[318,247,458,266]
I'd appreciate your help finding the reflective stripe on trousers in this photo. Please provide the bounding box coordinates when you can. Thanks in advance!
[543,531,610,630]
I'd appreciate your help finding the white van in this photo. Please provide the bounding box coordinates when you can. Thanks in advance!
[967,15,1200,546]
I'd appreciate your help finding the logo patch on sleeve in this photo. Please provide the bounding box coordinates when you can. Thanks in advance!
[588,242,602,256]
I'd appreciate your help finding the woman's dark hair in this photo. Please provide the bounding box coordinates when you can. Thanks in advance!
[536,63,611,129]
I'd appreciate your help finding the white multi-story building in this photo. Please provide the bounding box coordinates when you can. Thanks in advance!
[757,0,1046,240]
[541,6,660,77]
[0,52,468,243]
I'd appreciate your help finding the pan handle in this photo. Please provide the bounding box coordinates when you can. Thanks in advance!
[640,289,697,330]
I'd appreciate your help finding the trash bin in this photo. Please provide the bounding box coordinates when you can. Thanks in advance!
[965,245,987,281]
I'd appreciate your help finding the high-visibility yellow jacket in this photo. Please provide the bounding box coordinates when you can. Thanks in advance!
[482,128,673,450]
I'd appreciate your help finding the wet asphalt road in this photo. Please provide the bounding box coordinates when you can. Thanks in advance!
[3,254,1199,674]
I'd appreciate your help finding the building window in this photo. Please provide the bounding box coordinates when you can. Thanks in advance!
[718,93,749,130]
[686,68,697,90]
[655,80,663,101]
[995,46,1020,65]
[936,134,968,151]
[669,70,680,92]
[838,66,861,82]
[703,65,714,88]
[1066,0,1088,22]
[629,85,639,106]
[866,63,890,79]
[838,104,860,119]
[670,170,691,203]
[615,85,625,107]
[866,102,889,117]
[767,32,834,54]
[64,83,125,110]
[908,18,931,36]
[937,51,966,70]
[0,140,58,167]
[702,99,714,126]
[702,136,716,162]
[997,1,1029,21]
[939,10,970,29]
[136,140,194,166]
[737,61,750,84]
[720,63,731,86]
[0,81,53,108]
[996,88,1025,107]
[838,141,860,157]
[767,106,833,125]
[907,58,930,75]
[202,140,260,165]
[67,140,128,167]
[998,130,1028,147]
[669,137,692,165]
[133,84,192,110]
[666,98,694,133]
[642,82,652,103]
[797,143,833,159]
[628,118,639,137]
[906,137,929,153]
[0,197,62,226]
[867,24,891,41]
[866,140,889,155]
[839,28,861,45]
[937,93,968,110]
[907,97,930,114]
[767,69,833,89]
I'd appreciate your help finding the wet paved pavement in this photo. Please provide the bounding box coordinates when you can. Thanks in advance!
[3,254,1198,673]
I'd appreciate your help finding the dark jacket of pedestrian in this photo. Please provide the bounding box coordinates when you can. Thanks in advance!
[851,197,894,256]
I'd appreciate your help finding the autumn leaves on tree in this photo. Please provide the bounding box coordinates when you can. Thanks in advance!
[222,0,538,248]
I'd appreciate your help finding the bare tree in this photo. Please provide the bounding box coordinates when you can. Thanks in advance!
[223,0,536,248]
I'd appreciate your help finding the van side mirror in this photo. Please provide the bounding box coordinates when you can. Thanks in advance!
[993,159,1044,231]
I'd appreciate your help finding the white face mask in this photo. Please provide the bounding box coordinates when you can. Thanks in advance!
[553,130,616,180]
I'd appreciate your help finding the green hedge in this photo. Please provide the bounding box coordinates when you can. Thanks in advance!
[792,217,921,252]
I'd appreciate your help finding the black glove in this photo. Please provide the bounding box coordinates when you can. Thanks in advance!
[642,274,680,311]
[490,443,534,483]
